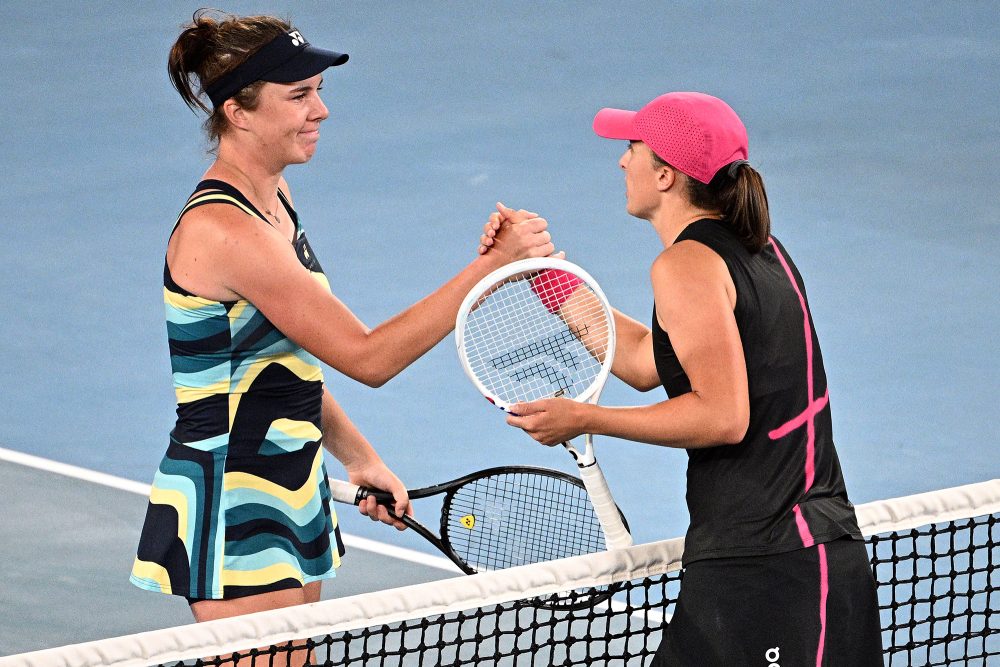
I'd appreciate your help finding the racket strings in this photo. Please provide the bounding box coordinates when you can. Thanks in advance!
[443,472,605,571]
[462,273,611,405]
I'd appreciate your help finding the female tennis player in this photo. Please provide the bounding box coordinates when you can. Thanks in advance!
[130,10,555,625]
[498,93,883,664]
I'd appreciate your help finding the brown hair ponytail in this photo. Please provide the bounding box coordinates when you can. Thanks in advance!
[703,162,771,253]
[652,152,771,253]
[166,9,290,143]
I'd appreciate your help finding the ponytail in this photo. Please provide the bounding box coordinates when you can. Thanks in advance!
[167,12,218,115]
[651,151,771,253]
[166,9,290,144]
[708,162,771,253]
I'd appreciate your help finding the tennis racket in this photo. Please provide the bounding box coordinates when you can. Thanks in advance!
[455,257,633,550]
[327,465,627,575]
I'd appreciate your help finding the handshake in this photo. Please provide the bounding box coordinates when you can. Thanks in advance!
[475,201,565,262]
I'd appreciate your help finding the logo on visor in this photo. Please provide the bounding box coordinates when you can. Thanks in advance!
[288,30,306,46]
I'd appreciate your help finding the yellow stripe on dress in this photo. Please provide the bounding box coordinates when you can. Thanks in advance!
[223,448,324,510]
[131,558,173,591]
[268,418,322,443]
[185,193,260,220]
[227,300,250,322]
[220,561,304,589]
[149,486,190,547]
[229,354,323,398]
[163,287,223,311]
[176,378,232,404]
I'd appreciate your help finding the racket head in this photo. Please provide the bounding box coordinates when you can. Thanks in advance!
[437,465,628,573]
[455,258,616,412]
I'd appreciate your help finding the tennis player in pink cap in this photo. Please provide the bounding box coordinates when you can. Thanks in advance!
[500,92,884,664]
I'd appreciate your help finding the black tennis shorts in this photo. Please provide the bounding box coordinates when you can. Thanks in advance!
[650,537,883,666]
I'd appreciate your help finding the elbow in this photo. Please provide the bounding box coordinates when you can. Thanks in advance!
[329,350,397,388]
[325,331,402,388]
[716,405,750,445]
[352,363,394,388]
[627,373,661,393]
[616,368,662,393]
[357,374,388,389]
[717,422,748,446]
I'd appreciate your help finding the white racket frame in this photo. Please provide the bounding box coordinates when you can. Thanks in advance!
[456,257,632,549]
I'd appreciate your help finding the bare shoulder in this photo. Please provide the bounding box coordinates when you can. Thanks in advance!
[168,202,293,301]
[172,202,277,253]
[650,240,727,284]
[651,240,735,326]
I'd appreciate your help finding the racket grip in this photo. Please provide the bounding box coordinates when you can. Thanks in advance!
[530,269,583,314]
[327,478,394,507]
[327,478,363,504]
[579,462,633,549]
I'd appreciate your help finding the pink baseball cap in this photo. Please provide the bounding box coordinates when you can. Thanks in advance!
[592,92,748,184]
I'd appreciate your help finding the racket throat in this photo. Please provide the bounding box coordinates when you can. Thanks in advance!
[561,441,597,468]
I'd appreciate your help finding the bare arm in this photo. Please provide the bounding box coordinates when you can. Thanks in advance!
[169,202,555,387]
[319,387,410,528]
[610,309,659,391]
[508,241,749,449]
[554,290,659,391]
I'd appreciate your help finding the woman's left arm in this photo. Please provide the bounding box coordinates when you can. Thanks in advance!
[320,388,412,528]
[507,241,749,449]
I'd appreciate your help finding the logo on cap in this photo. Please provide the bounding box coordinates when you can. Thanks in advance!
[288,30,305,46]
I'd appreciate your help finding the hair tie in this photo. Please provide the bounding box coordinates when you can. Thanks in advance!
[727,160,749,179]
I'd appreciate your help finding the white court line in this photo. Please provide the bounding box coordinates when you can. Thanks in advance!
[0,445,459,572]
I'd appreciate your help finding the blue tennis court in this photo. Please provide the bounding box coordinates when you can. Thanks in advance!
[1,1,997,657]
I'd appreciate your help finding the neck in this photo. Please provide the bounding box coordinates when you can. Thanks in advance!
[215,140,282,216]
[648,200,722,248]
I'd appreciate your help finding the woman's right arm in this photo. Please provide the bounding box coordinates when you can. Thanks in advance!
[611,310,659,391]
[169,203,555,387]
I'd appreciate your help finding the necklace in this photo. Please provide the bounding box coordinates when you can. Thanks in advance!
[218,159,281,226]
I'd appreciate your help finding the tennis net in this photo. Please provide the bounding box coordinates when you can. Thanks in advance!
[3,479,997,666]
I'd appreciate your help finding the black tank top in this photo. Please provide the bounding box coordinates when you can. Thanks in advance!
[653,219,861,564]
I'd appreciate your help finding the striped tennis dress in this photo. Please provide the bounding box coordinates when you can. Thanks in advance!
[130,180,345,600]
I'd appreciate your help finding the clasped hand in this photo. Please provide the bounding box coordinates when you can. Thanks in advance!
[478,202,564,260]
[505,398,586,446]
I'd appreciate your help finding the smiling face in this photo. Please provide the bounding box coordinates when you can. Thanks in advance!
[240,74,329,166]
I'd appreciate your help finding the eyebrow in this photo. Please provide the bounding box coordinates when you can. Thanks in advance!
[289,77,323,94]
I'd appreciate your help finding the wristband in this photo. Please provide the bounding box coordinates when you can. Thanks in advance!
[530,269,584,314]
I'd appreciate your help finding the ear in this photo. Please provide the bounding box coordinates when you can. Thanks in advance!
[222,98,250,130]
[655,164,677,193]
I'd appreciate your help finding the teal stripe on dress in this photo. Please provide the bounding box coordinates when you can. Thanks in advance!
[225,503,330,542]
[170,355,231,377]
[165,304,231,331]
[224,489,325,525]
[157,455,214,595]
[223,547,333,577]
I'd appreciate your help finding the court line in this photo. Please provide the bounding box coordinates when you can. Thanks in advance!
[0,445,458,572]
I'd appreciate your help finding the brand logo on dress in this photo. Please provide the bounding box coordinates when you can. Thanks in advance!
[288,30,306,46]
[766,647,780,666]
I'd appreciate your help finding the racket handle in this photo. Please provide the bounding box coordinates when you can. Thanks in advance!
[326,478,394,507]
[579,462,633,549]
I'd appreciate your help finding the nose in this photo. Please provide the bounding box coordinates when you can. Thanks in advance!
[312,93,329,122]
[619,148,629,171]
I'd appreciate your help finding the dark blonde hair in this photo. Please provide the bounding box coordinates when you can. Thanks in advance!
[167,9,291,143]
[653,153,771,253]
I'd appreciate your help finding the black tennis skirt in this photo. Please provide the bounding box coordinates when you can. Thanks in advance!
[650,537,883,666]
